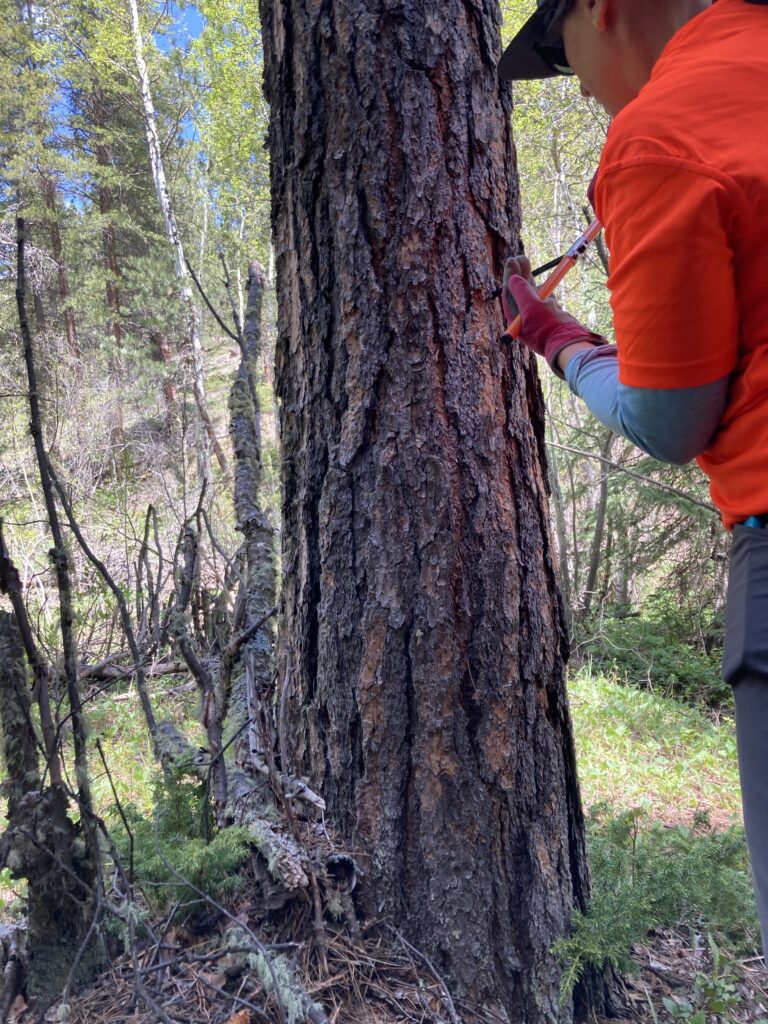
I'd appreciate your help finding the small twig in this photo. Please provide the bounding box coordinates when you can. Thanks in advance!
[218,250,244,344]
[62,884,104,1004]
[545,440,717,514]
[136,505,151,637]
[185,256,239,343]
[226,605,278,663]
[152,505,164,650]
[96,738,134,882]
[48,463,160,751]
[278,654,292,776]
[390,926,462,1024]
[196,973,265,1016]
[129,913,182,1024]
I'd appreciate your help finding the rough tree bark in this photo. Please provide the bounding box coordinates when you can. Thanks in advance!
[0,605,103,1010]
[227,260,276,727]
[260,3,600,1020]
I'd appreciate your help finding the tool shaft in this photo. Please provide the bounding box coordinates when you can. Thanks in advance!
[504,219,602,340]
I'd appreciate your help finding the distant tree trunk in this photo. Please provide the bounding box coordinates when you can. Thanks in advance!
[40,174,79,360]
[89,122,126,444]
[580,429,614,617]
[614,554,633,618]
[126,0,227,483]
[224,260,276,758]
[95,144,123,355]
[149,327,177,426]
[600,522,614,610]
[261,3,601,1020]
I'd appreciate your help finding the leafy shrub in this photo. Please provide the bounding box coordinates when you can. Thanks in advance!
[663,937,742,1023]
[555,805,759,999]
[574,594,729,708]
[113,772,251,921]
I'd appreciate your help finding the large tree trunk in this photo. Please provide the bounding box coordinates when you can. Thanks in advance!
[261,3,597,1020]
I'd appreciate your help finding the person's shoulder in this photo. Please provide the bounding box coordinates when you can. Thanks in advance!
[603,0,768,169]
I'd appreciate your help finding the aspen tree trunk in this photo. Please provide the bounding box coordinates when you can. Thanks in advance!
[261,3,600,1020]
[126,0,227,482]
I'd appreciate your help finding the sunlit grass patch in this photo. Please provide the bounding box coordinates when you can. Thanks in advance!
[88,681,204,817]
[568,666,741,827]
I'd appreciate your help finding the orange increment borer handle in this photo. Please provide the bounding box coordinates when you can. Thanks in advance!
[504,218,603,339]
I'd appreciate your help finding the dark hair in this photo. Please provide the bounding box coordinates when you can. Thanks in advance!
[553,0,576,24]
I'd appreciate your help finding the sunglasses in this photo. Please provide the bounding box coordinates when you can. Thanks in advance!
[534,0,574,75]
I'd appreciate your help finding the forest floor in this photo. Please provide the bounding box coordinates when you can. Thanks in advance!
[574,669,765,1024]
[5,668,765,1023]
[599,928,768,1024]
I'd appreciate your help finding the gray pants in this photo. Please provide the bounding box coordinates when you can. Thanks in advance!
[724,523,768,959]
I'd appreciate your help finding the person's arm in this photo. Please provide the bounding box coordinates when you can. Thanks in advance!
[563,345,729,464]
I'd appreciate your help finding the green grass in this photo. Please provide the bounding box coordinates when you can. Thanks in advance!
[560,667,758,996]
[88,682,204,817]
[569,666,741,826]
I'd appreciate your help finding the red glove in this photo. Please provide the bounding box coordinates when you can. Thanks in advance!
[502,255,606,376]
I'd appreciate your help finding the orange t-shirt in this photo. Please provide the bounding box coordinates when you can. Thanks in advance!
[593,0,768,529]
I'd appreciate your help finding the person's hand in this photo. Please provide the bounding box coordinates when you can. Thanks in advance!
[503,255,606,375]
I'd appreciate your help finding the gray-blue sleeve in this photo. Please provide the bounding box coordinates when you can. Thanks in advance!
[564,346,729,465]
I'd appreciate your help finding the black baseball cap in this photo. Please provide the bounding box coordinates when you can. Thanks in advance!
[498,0,575,81]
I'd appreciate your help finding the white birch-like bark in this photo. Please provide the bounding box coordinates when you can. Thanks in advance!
[127,0,228,482]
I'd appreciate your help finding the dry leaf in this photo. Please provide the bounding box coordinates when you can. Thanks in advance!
[224,1012,250,1024]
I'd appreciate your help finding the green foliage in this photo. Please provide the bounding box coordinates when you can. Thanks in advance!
[0,867,27,919]
[555,806,759,1000]
[575,594,729,709]
[663,938,743,1023]
[114,773,251,920]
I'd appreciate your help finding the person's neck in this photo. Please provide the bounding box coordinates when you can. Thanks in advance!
[621,1,712,97]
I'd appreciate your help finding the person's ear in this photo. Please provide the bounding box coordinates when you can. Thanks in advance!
[585,0,614,31]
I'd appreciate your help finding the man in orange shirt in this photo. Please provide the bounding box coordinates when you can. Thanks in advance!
[500,0,768,958]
